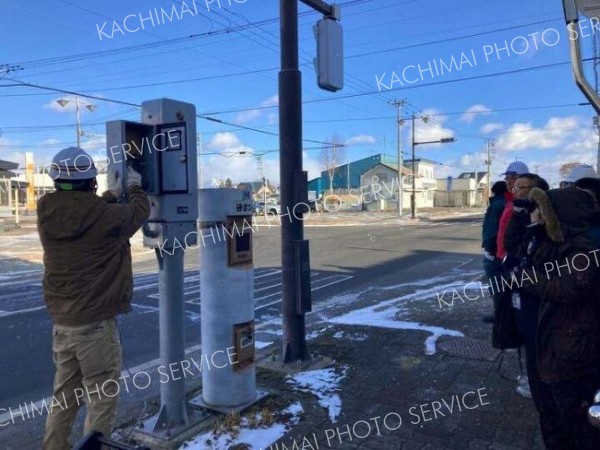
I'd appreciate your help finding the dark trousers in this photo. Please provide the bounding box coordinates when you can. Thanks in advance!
[529,372,600,450]
[515,294,569,448]
[483,256,503,316]
[515,296,600,449]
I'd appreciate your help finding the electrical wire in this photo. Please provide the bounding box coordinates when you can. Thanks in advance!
[1,78,341,147]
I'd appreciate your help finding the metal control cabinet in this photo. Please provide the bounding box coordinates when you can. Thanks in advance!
[106,98,198,248]
[105,99,200,436]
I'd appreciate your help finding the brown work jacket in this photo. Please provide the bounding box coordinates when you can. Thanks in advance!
[37,185,150,326]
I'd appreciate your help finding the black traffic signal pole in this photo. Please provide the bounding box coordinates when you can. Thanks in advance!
[279,0,335,364]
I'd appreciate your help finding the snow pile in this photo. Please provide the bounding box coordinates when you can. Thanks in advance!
[286,367,348,423]
[179,402,303,450]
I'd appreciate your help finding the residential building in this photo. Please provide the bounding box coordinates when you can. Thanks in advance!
[435,171,489,207]
[237,180,276,200]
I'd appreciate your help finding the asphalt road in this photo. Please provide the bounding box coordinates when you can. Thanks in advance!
[0,215,483,417]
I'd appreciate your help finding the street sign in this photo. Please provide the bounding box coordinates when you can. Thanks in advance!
[446,176,453,192]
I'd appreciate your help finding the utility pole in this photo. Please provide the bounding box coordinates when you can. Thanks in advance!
[411,115,416,219]
[484,139,495,202]
[279,0,341,364]
[56,96,96,148]
[256,155,267,217]
[410,114,454,218]
[197,133,203,188]
[389,99,407,217]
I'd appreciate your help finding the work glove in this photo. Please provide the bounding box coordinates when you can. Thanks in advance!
[126,166,142,188]
[107,170,123,198]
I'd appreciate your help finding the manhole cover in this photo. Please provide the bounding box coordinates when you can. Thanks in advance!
[437,336,500,361]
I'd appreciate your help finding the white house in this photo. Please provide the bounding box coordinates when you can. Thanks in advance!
[435,171,489,207]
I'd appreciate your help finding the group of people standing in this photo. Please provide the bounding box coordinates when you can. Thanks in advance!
[482,161,600,449]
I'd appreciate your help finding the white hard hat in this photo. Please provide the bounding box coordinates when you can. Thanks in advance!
[565,164,597,183]
[49,147,97,180]
[502,161,529,176]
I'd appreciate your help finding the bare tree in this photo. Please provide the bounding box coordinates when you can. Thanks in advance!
[320,134,345,195]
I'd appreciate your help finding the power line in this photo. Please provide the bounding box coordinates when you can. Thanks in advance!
[3,15,562,97]
[1,78,340,147]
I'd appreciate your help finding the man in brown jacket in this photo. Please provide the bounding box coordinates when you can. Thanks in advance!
[38,147,150,450]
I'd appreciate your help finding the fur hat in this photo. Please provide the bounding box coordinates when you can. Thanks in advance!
[529,187,595,243]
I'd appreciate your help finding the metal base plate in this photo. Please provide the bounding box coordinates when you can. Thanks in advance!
[189,389,270,414]
[257,354,334,374]
[130,407,215,450]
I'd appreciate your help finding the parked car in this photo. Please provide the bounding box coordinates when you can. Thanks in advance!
[254,201,266,215]
[267,203,281,215]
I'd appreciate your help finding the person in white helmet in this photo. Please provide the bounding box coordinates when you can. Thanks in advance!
[38,147,150,450]
[560,164,597,188]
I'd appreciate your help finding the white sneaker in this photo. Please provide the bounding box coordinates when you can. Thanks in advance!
[516,382,532,399]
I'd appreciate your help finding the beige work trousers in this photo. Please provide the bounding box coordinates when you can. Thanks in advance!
[42,318,122,450]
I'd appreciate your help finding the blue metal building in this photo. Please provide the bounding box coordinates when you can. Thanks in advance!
[308,154,400,198]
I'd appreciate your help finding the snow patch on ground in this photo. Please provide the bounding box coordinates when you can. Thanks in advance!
[179,402,303,450]
[255,340,273,350]
[326,270,471,355]
[329,294,463,355]
[306,326,332,340]
[333,330,368,341]
[286,366,348,423]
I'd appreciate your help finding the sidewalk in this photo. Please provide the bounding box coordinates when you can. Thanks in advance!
[174,257,543,450]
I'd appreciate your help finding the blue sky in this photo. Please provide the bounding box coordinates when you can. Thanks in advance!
[0,0,599,187]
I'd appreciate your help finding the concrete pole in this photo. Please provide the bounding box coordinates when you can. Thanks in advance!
[411,115,416,219]
[153,246,189,430]
[475,167,480,207]
[14,184,19,226]
[75,96,81,148]
[6,179,11,214]
[486,140,492,203]
[389,99,406,217]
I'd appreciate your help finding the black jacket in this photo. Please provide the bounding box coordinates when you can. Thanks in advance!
[521,188,600,383]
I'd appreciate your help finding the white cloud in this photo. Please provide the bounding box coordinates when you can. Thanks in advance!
[411,109,455,144]
[496,116,580,151]
[460,104,492,124]
[81,133,107,157]
[345,134,376,146]
[302,151,322,180]
[207,132,241,150]
[234,109,262,124]
[480,122,503,134]
[233,94,278,124]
